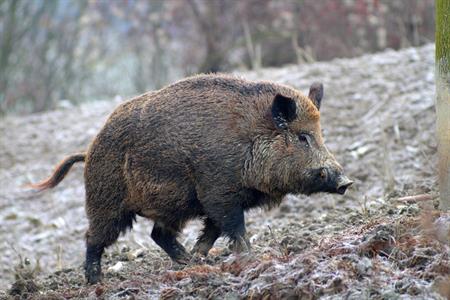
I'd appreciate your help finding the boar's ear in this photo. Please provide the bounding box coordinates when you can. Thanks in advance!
[308,82,323,110]
[271,94,297,130]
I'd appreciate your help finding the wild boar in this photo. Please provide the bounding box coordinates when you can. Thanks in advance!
[32,74,353,284]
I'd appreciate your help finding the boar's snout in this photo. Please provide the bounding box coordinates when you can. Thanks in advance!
[336,175,353,195]
[311,167,353,195]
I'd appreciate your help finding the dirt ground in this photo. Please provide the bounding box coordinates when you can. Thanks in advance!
[0,44,449,299]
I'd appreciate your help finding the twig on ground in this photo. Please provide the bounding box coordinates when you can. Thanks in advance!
[396,194,433,203]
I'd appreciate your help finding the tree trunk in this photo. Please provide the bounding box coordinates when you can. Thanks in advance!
[435,0,450,210]
[187,0,225,73]
[0,0,19,113]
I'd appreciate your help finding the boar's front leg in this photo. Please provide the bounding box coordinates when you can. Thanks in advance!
[151,222,191,264]
[223,206,251,253]
[201,195,251,253]
[191,218,221,256]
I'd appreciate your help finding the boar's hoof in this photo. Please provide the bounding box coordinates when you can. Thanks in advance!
[189,253,208,265]
[85,262,102,284]
[229,236,251,253]
[191,242,213,256]
[172,252,193,266]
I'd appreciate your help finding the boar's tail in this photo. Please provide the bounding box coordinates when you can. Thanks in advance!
[28,153,86,191]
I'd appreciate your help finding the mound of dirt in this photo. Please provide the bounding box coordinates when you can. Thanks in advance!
[1,44,449,299]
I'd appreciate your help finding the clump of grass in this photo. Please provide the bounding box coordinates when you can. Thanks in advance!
[8,250,41,298]
[268,225,290,259]
[358,196,370,218]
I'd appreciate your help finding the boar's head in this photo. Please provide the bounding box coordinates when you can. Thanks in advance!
[245,83,353,197]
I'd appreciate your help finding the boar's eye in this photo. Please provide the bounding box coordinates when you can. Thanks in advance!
[298,133,312,147]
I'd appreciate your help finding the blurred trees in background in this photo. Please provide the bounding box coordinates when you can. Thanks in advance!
[0,0,92,113]
[0,0,434,114]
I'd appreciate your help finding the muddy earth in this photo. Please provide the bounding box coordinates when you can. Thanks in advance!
[0,44,449,299]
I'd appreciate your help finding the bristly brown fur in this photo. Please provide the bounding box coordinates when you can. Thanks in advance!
[32,74,349,284]
[28,153,85,191]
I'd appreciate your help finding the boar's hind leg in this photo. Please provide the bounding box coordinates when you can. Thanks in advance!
[191,218,221,256]
[151,222,191,264]
[85,206,135,284]
[85,243,103,285]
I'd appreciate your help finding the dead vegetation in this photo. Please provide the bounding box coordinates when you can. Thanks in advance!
[4,202,448,299]
[0,44,449,299]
